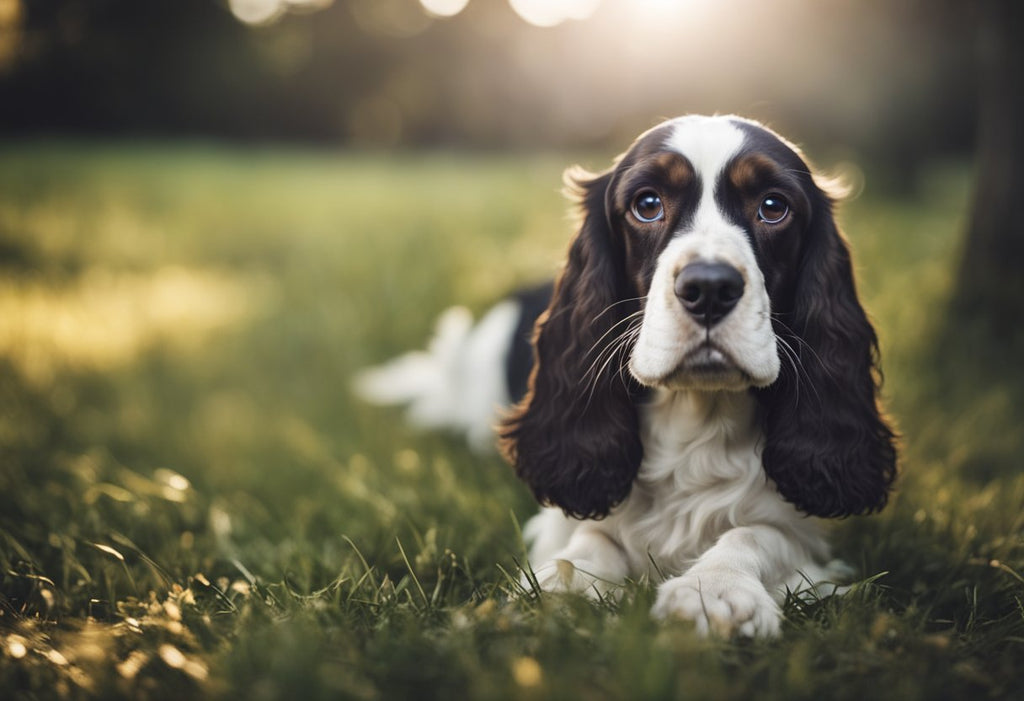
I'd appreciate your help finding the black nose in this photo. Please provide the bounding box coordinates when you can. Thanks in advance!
[674,262,745,327]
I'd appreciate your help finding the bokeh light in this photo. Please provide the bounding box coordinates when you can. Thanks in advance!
[229,0,335,27]
[509,0,600,27]
[228,0,284,26]
[0,0,22,70]
[419,0,470,19]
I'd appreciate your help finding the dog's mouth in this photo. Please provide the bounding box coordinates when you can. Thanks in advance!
[660,342,753,391]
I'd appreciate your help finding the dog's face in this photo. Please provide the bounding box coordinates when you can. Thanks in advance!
[601,115,819,392]
[502,115,896,521]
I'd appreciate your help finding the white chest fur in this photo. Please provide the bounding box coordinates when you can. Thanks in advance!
[616,390,783,573]
[525,389,827,583]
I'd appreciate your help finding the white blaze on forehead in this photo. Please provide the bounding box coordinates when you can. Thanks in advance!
[661,116,750,259]
[662,116,747,191]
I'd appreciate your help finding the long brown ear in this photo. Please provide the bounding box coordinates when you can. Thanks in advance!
[757,187,898,517]
[499,169,643,520]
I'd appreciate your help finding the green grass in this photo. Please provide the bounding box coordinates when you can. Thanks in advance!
[0,142,1021,700]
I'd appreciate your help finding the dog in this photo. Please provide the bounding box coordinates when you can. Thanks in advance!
[355,115,897,637]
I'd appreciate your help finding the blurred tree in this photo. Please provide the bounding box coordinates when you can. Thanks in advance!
[0,0,406,141]
[957,0,1024,323]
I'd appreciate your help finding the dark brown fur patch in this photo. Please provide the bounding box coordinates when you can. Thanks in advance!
[728,152,783,194]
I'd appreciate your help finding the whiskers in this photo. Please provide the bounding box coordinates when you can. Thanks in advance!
[766,312,835,409]
[591,295,647,324]
[773,334,816,409]
[580,304,646,410]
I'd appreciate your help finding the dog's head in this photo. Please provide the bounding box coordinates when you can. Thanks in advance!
[501,115,896,519]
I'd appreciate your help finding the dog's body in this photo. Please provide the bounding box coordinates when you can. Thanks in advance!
[522,390,836,637]
[356,115,896,637]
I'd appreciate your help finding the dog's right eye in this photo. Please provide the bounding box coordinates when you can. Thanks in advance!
[631,190,664,223]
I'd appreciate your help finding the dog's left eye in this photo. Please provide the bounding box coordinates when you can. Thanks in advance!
[631,190,664,223]
[757,194,789,224]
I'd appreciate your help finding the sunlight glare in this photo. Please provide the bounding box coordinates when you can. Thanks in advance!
[509,0,600,27]
[630,0,687,10]
[419,0,470,18]
[0,267,272,383]
[229,0,335,26]
[6,637,27,659]
[228,0,283,26]
[610,0,709,31]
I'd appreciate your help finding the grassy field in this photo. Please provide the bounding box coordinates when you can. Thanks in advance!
[0,141,1021,700]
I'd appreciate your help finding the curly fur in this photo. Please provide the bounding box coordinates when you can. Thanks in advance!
[756,188,897,517]
[500,171,645,519]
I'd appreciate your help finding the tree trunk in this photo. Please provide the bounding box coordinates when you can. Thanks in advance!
[957,0,1024,324]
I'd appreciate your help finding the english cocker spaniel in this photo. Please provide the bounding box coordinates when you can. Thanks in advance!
[356,115,897,637]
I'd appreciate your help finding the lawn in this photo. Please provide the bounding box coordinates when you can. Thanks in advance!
[0,141,1021,700]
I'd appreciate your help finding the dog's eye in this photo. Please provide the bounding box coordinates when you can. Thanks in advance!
[631,190,664,223]
[757,194,789,224]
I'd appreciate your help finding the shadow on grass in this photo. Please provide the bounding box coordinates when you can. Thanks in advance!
[908,310,1024,484]
[825,303,1024,695]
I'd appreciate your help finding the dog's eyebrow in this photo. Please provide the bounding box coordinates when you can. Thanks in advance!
[647,151,694,187]
[616,152,694,198]
[728,152,790,192]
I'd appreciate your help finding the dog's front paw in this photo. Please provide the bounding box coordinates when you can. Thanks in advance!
[527,559,619,600]
[651,568,781,638]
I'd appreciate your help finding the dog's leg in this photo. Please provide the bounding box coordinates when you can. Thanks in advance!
[527,524,630,600]
[651,525,814,637]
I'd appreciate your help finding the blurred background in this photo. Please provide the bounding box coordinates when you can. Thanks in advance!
[3,2,1024,697]
[0,0,977,178]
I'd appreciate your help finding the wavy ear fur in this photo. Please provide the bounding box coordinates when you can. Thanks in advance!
[757,190,897,517]
[500,169,643,520]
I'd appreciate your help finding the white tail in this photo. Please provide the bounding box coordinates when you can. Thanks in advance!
[352,302,521,452]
